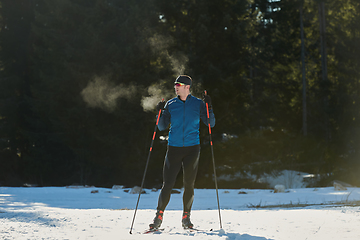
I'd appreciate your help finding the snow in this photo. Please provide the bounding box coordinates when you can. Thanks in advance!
[219,170,317,189]
[1,186,360,239]
[258,170,314,189]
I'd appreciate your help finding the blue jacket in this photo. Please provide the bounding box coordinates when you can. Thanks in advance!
[158,94,215,147]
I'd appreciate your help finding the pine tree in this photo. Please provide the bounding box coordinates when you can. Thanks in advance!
[0,0,34,185]
[28,0,166,186]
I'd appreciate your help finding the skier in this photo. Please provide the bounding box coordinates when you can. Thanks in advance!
[149,75,215,230]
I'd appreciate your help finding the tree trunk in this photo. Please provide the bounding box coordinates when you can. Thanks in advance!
[319,1,330,140]
[300,4,307,136]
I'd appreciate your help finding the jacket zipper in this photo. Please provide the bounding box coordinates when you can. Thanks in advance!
[183,100,185,147]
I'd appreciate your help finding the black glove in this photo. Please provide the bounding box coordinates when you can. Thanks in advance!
[156,101,166,112]
[203,94,212,110]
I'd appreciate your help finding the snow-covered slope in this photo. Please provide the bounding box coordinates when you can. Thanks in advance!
[1,186,360,239]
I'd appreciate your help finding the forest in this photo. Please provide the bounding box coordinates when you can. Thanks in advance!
[1,0,360,188]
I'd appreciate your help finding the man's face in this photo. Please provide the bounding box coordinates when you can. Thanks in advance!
[174,83,188,95]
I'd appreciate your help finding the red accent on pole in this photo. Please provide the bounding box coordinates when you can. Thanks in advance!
[156,109,161,125]
[206,102,212,134]
[206,103,210,118]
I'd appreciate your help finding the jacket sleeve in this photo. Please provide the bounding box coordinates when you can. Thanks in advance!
[200,101,215,128]
[157,105,170,131]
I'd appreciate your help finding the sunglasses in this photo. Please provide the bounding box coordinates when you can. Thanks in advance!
[174,82,186,87]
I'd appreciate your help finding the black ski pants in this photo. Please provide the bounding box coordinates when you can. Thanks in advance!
[156,145,200,213]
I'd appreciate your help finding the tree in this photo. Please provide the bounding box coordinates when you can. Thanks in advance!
[27,0,167,186]
[0,0,34,185]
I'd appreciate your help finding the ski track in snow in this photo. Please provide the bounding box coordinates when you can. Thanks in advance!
[1,187,360,239]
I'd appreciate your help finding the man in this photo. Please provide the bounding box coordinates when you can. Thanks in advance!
[149,75,215,230]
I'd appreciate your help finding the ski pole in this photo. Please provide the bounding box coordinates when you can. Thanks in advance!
[129,99,164,234]
[204,90,223,229]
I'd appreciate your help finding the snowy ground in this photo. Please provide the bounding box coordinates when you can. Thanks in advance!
[1,186,360,239]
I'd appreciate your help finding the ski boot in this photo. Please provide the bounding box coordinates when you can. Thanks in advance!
[182,212,194,229]
[149,210,163,229]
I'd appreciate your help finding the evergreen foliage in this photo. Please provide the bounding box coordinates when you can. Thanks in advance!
[0,0,360,188]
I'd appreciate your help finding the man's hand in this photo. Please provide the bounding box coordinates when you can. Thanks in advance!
[156,101,166,112]
[203,93,212,110]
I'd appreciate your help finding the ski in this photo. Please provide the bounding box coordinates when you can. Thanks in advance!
[184,227,213,232]
[143,228,164,234]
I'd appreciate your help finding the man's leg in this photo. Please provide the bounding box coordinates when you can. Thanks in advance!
[181,145,200,228]
[182,145,200,212]
[156,146,183,211]
[150,146,183,229]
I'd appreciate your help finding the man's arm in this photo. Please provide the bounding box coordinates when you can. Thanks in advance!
[158,103,170,131]
[200,101,215,127]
